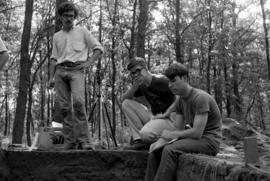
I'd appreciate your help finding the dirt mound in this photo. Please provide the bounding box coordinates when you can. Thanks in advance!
[220,118,270,171]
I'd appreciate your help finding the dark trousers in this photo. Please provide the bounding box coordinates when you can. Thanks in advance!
[144,137,219,181]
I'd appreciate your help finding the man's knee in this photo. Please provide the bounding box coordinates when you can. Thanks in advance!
[58,102,71,111]
[163,143,186,158]
[122,99,135,111]
[162,145,176,157]
[73,99,85,111]
[59,105,71,117]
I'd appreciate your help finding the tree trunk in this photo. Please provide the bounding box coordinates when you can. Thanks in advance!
[40,52,45,123]
[231,2,242,120]
[206,0,212,93]
[175,0,182,63]
[4,69,9,136]
[26,50,47,146]
[85,75,88,113]
[47,29,52,126]
[111,0,118,138]
[129,0,137,59]
[224,65,231,117]
[97,0,103,140]
[147,38,152,68]
[260,0,270,80]
[26,88,33,146]
[213,65,222,114]
[136,0,148,58]
[214,0,226,115]
[257,90,265,129]
[12,0,34,144]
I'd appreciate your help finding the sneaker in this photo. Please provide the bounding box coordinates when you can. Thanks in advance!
[123,139,150,150]
[78,142,93,150]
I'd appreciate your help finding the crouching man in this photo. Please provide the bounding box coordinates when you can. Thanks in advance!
[121,57,177,150]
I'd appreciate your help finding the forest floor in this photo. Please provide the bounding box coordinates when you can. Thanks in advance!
[219,118,270,173]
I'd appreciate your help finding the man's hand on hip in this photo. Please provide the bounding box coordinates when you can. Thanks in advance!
[47,79,55,89]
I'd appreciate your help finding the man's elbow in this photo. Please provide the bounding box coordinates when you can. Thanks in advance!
[192,130,203,139]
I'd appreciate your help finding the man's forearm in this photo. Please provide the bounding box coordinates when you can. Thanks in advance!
[49,59,57,79]
[162,127,203,141]
[90,49,102,62]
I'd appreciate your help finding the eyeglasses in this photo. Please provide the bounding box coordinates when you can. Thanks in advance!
[130,68,142,76]
[62,14,75,19]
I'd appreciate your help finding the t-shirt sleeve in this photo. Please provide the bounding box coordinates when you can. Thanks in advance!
[0,38,7,53]
[83,28,104,53]
[194,94,210,114]
[50,35,58,61]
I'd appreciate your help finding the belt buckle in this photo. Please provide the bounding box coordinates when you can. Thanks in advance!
[60,62,74,68]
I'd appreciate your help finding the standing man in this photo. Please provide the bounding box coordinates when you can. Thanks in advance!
[122,57,177,150]
[0,37,9,71]
[145,62,221,181]
[48,2,103,150]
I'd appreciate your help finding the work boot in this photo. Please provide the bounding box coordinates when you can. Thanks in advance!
[123,139,150,151]
[62,142,77,150]
[78,142,93,150]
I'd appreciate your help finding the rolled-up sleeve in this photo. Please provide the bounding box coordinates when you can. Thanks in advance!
[50,35,58,61]
[83,29,104,53]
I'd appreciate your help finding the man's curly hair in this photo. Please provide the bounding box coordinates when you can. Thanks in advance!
[57,1,78,18]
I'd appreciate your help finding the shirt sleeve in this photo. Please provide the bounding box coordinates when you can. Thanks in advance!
[0,38,7,53]
[50,35,58,61]
[83,28,104,53]
[193,94,210,114]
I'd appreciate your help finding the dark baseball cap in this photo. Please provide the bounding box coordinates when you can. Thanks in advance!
[127,57,147,70]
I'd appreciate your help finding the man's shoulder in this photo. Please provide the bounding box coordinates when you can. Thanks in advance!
[152,73,166,79]
[53,30,64,38]
[74,26,90,33]
[193,88,209,96]
[192,88,214,102]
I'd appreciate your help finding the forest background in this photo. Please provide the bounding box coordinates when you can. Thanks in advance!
[0,0,270,148]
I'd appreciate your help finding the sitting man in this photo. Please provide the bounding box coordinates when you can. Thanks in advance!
[122,57,177,150]
[145,62,221,181]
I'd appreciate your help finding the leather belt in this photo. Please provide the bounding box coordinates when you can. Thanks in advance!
[58,61,78,67]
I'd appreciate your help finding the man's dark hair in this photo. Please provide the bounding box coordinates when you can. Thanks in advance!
[164,62,189,80]
[127,57,147,70]
[57,2,78,18]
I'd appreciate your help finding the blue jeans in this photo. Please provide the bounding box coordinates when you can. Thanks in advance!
[54,66,89,144]
[144,136,219,181]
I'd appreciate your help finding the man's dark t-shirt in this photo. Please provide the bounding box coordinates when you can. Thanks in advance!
[134,76,175,115]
